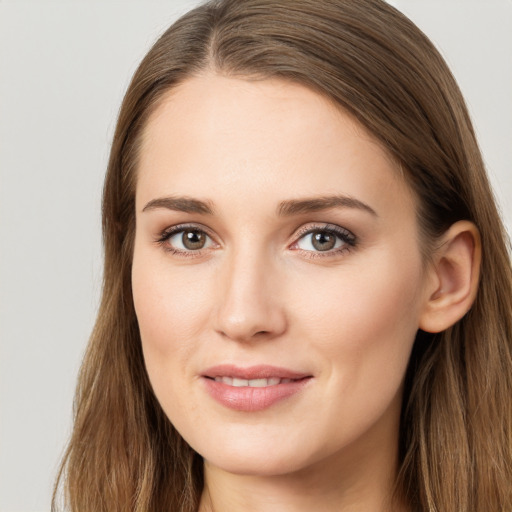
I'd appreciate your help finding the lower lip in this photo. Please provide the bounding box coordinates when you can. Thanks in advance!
[203,377,311,412]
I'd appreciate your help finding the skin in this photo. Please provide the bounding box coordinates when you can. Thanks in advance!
[132,73,438,512]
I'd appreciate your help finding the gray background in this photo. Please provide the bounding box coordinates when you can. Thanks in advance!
[1,1,511,510]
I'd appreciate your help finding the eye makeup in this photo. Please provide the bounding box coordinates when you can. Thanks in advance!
[289,223,357,259]
[154,223,219,258]
[154,221,357,260]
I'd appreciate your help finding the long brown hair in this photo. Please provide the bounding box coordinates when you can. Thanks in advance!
[53,1,512,510]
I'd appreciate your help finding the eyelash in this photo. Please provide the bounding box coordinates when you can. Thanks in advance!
[155,223,357,258]
[290,224,357,258]
[155,223,217,258]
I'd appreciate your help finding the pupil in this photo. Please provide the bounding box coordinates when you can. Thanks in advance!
[312,231,336,251]
[182,230,206,250]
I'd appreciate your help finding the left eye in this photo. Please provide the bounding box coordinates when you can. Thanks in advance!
[166,229,214,251]
[295,229,351,252]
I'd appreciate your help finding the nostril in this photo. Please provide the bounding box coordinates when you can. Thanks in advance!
[218,329,269,340]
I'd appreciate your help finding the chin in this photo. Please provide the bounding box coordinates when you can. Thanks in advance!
[204,449,310,477]
[187,425,323,477]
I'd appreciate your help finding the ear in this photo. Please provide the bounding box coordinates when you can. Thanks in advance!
[419,220,481,333]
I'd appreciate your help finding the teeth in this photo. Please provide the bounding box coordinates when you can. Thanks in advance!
[213,377,292,387]
[248,378,269,387]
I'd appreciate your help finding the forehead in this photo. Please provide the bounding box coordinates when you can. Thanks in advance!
[136,73,412,217]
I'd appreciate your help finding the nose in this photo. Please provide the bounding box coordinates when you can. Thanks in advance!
[214,248,288,343]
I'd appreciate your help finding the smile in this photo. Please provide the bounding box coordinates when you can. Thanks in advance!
[202,365,312,412]
[212,377,294,387]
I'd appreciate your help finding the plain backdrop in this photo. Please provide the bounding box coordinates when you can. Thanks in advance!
[0,1,510,511]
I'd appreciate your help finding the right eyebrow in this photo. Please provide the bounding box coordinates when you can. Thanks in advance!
[141,196,215,215]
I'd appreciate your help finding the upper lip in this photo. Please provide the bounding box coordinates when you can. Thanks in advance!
[201,364,311,380]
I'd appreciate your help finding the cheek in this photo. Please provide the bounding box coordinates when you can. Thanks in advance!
[131,250,214,408]
[131,257,213,433]
[280,251,424,454]
[132,254,209,351]
[293,249,423,381]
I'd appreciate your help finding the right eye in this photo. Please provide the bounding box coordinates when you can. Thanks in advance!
[158,226,216,254]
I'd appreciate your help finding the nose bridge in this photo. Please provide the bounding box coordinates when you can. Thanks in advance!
[215,241,286,342]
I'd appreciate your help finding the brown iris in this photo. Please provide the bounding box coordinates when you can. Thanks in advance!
[182,230,207,250]
[311,230,337,251]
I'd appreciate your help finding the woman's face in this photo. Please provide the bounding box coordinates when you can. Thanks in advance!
[132,74,433,477]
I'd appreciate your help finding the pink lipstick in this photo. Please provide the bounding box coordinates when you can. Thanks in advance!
[201,364,312,412]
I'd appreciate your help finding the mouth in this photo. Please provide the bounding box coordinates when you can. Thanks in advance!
[201,364,313,411]
[208,376,297,387]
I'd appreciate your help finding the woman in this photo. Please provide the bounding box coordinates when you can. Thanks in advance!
[53,0,512,510]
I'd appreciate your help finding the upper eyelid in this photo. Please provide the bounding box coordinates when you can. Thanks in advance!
[292,223,355,239]
[289,223,357,253]
[160,222,216,238]
[160,222,353,236]
[156,223,220,251]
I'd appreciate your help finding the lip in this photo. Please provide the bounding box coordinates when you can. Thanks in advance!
[202,364,311,380]
[201,364,313,412]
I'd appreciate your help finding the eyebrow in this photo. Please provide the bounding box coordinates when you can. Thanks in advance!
[141,194,377,217]
[142,196,214,215]
[277,195,377,217]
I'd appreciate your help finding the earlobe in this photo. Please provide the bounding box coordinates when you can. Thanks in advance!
[419,221,481,334]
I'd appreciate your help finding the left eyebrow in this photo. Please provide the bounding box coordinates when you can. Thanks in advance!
[277,195,378,217]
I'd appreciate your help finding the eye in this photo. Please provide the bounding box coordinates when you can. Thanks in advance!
[292,225,356,254]
[158,226,216,254]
